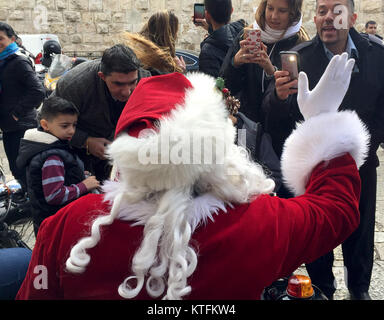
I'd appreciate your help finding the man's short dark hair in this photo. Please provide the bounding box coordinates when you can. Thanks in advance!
[0,22,16,38]
[39,96,79,122]
[316,0,355,13]
[365,20,377,28]
[204,0,232,25]
[100,44,141,76]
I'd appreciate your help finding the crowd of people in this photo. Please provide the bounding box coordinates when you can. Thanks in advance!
[0,0,383,300]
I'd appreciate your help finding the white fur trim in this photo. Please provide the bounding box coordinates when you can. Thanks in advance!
[102,180,231,232]
[281,111,370,196]
[23,128,58,144]
[107,72,236,191]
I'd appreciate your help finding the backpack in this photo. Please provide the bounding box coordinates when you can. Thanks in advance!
[235,112,282,193]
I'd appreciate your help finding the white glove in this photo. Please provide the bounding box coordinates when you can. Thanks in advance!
[297,52,355,120]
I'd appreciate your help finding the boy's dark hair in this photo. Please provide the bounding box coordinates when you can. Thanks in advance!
[365,20,377,28]
[204,0,232,24]
[100,44,141,76]
[39,96,79,122]
[0,22,16,38]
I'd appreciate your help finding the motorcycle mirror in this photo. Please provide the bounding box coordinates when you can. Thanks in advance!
[5,179,23,194]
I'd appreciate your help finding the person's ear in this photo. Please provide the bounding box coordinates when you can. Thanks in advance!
[350,13,357,27]
[98,71,106,82]
[40,119,49,131]
[205,11,212,24]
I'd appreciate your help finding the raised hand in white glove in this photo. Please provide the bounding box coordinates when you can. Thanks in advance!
[297,52,355,120]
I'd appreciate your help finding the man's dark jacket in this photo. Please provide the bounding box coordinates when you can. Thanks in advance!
[199,19,246,78]
[0,53,45,132]
[262,28,384,162]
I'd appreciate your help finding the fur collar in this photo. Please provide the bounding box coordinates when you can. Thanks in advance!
[23,128,59,144]
[102,180,232,231]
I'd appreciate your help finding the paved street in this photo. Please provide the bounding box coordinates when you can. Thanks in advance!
[1,141,383,299]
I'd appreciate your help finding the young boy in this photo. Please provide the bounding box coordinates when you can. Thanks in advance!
[16,96,100,235]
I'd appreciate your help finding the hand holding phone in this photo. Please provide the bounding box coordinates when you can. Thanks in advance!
[193,3,205,25]
[280,51,300,89]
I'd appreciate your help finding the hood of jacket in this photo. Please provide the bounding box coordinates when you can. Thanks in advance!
[16,128,70,169]
[202,19,246,52]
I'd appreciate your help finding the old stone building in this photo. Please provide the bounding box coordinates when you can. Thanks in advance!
[0,0,383,55]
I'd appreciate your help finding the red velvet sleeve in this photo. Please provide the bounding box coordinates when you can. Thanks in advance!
[247,153,361,280]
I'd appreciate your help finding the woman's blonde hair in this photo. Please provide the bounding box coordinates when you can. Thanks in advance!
[119,32,183,73]
[140,10,179,57]
[254,0,309,42]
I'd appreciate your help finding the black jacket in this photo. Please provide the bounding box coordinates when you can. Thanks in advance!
[262,28,384,165]
[0,53,45,132]
[220,32,300,123]
[199,19,246,78]
[17,128,86,227]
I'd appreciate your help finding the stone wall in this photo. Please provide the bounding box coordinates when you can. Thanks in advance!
[0,0,383,55]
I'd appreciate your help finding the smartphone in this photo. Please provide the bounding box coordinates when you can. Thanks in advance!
[244,27,261,53]
[280,51,300,89]
[194,3,205,24]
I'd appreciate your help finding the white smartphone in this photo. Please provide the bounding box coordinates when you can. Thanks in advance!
[244,28,261,53]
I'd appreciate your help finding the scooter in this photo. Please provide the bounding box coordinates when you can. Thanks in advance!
[39,54,88,97]
[0,166,32,249]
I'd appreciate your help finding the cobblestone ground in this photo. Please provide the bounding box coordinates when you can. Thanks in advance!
[1,143,383,299]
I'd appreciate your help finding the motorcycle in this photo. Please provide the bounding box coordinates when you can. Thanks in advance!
[261,274,328,300]
[43,54,73,96]
[0,165,32,249]
[38,54,88,97]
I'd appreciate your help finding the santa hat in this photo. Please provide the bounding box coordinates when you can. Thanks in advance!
[114,72,193,138]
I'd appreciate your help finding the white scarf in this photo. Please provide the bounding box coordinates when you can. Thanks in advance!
[253,15,303,44]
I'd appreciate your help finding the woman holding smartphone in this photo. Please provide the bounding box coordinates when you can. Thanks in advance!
[220,0,309,124]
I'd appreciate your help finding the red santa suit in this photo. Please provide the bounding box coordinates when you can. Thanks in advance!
[16,61,369,300]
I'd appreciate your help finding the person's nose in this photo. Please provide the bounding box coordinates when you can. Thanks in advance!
[121,85,133,98]
[324,9,335,22]
[69,125,76,135]
[271,9,279,20]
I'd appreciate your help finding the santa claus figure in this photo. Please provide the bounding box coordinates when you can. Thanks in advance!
[17,53,369,300]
